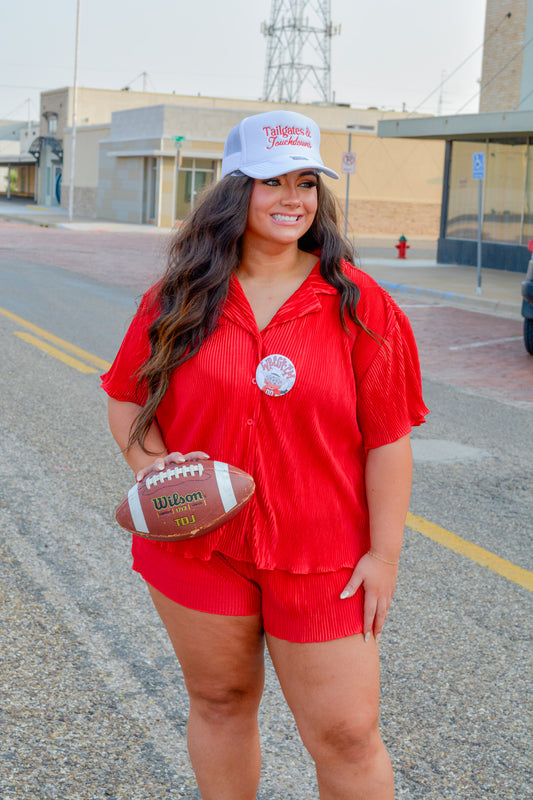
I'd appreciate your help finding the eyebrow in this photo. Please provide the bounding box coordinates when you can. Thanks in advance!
[275,170,318,178]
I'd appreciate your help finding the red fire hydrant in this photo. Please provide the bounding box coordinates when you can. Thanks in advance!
[395,235,410,259]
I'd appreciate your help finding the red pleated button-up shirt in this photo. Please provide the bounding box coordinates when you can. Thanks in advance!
[102,261,428,574]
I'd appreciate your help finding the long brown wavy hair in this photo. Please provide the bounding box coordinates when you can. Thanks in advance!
[128,174,370,452]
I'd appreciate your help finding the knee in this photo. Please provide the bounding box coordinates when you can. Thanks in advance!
[189,683,262,725]
[305,710,381,765]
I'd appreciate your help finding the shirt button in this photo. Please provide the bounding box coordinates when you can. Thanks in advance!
[247,419,254,426]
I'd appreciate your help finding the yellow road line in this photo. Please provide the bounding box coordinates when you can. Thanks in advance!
[406,512,533,592]
[14,332,99,374]
[0,306,111,370]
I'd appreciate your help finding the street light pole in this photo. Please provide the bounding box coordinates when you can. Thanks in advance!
[68,0,81,222]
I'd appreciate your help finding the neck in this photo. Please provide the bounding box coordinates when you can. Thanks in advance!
[239,238,304,281]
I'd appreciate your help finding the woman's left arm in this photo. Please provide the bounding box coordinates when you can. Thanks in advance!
[340,434,413,642]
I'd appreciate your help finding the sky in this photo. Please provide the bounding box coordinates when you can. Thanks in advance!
[1,0,488,123]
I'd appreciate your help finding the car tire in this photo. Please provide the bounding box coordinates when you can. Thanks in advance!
[524,317,533,355]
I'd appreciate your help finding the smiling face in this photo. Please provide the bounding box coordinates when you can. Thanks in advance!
[244,170,319,249]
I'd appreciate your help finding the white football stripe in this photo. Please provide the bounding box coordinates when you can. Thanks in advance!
[128,483,150,534]
[213,461,238,513]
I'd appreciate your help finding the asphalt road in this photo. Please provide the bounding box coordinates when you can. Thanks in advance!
[0,224,531,800]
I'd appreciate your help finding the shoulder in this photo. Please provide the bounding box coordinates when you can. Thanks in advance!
[341,260,381,291]
[341,260,405,334]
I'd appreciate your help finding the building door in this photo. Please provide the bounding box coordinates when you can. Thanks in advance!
[175,158,216,221]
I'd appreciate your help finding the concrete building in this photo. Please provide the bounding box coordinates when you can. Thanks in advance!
[378,0,533,272]
[34,86,443,235]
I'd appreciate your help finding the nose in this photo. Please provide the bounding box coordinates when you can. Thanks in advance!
[280,182,301,206]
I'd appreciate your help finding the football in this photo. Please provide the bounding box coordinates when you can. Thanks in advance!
[115,459,255,541]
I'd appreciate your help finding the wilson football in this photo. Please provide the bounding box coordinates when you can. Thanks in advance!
[115,459,255,541]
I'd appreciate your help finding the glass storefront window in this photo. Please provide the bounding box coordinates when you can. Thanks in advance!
[175,157,216,220]
[524,141,533,243]
[482,139,527,244]
[446,138,532,245]
[446,141,483,240]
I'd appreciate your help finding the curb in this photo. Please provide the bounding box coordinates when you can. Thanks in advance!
[1,214,60,228]
[1,214,172,234]
[377,280,522,320]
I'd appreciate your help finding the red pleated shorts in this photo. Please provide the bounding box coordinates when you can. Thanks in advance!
[132,543,364,643]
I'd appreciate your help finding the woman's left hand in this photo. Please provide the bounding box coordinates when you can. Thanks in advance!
[340,552,398,643]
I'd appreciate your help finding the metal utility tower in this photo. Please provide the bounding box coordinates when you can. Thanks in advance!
[262,1,340,104]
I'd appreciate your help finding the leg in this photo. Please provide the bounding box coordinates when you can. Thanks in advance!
[266,633,393,800]
[148,584,265,800]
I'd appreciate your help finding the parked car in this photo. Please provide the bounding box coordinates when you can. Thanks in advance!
[522,241,533,355]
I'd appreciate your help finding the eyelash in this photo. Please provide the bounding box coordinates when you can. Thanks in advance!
[263,179,317,188]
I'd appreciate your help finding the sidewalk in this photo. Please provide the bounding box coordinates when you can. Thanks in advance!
[0,200,526,320]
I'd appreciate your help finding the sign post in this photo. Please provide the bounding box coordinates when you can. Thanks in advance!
[172,135,185,168]
[472,151,485,294]
[342,136,356,238]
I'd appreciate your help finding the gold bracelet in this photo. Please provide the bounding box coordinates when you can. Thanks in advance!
[368,550,399,566]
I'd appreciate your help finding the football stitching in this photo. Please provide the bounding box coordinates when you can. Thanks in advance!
[145,462,205,489]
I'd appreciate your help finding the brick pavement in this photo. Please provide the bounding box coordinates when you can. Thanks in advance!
[402,303,532,407]
[0,221,167,290]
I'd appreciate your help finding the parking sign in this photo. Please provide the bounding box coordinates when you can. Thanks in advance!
[341,152,356,174]
[472,152,485,180]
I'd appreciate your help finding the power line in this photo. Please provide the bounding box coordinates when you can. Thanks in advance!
[0,97,35,121]
[454,33,533,114]
[407,11,512,116]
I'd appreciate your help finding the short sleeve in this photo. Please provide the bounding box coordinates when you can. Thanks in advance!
[100,290,159,405]
[352,285,429,449]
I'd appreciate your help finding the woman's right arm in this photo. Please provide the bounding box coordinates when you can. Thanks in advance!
[107,397,168,476]
[107,397,210,481]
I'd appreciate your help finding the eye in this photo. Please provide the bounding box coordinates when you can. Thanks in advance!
[263,178,281,186]
[298,179,318,189]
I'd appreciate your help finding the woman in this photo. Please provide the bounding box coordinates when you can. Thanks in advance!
[102,110,428,800]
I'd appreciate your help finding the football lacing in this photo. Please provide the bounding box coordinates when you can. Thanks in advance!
[146,462,205,489]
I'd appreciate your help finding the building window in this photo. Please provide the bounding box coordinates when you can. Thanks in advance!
[48,116,57,135]
[483,139,528,245]
[175,157,216,220]
[446,138,532,245]
[522,140,532,242]
[446,141,483,241]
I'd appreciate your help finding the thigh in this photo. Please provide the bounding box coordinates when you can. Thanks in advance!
[266,633,380,742]
[148,583,265,699]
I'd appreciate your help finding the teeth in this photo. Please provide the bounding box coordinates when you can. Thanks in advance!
[272,214,299,222]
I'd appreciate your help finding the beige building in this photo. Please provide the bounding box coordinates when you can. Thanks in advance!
[94,100,443,233]
[37,86,443,236]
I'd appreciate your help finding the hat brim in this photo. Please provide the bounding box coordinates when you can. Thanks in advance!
[237,157,339,181]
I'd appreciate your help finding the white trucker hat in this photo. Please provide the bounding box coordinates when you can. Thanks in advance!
[221,110,339,180]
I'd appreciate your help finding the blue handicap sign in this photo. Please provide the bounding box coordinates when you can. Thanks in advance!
[472,152,485,180]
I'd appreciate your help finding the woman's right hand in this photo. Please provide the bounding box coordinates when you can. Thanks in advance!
[136,451,210,483]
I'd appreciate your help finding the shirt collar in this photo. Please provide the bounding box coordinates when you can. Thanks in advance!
[222,260,338,332]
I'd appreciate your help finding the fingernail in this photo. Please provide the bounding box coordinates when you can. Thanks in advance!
[375,633,381,645]
[136,473,142,482]
[157,462,166,470]
[364,632,370,643]
[340,589,351,599]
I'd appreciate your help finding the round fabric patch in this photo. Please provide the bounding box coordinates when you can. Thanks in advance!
[255,354,296,397]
